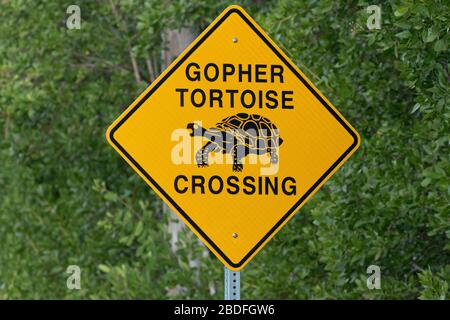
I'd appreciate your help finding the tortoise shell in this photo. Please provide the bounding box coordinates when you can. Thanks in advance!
[216,113,281,150]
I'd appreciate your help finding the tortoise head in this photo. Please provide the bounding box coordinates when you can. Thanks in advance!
[186,122,206,137]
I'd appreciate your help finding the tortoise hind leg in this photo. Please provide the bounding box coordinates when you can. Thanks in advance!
[196,142,216,167]
[268,138,279,164]
[269,148,279,164]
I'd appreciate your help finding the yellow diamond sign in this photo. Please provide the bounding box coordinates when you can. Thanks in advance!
[106,5,360,270]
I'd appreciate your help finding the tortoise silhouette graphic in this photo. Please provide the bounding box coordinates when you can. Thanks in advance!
[187,113,283,172]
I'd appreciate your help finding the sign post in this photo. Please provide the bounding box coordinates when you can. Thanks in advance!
[224,267,240,300]
[106,4,360,288]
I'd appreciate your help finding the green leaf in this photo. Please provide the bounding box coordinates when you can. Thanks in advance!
[433,39,447,52]
[98,264,110,273]
[396,30,411,39]
[394,6,409,17]
[411,103,421,114]
[423,28,438,43]
[134,221,143,237]
[104,191,118,202]
[421,177,432,187]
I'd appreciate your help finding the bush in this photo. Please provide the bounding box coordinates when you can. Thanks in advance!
[0,0,448,299]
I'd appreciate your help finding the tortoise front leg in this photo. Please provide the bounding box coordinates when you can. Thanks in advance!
[232,145,244,172]
[196,142,215,167]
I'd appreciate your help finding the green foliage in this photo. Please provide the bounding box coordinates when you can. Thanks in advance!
[418,267,449,300]
[0,0,448,299]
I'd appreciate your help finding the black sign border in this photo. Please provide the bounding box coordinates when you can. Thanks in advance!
[109,7,359,268]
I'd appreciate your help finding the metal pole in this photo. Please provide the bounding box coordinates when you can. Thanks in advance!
[224,267,240,300]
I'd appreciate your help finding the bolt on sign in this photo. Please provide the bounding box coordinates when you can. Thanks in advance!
[106,5,360,270]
